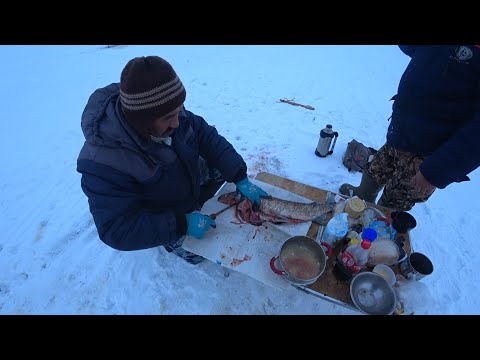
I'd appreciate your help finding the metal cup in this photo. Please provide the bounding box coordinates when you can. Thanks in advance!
[398,252,433,281]
[391,211,417,233]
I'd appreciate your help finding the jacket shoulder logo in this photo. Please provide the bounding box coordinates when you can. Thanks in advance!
[455,46,473,61]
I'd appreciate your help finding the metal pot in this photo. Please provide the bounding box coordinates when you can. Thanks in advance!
[270,235,328,285]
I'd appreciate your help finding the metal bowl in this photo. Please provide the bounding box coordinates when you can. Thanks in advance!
[350,272,396,315]
[278,236,327,285]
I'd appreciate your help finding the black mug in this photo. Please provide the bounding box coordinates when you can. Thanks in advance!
[391,211,417,233]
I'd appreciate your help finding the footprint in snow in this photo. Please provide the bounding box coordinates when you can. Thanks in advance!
[0,283,10,296]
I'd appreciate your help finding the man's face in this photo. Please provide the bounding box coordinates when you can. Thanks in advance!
[149,104,183,138]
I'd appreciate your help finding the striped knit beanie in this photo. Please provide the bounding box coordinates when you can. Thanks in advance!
[119,56,186,123]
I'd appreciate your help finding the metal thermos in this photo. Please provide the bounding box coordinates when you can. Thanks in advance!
[315,124,338,157]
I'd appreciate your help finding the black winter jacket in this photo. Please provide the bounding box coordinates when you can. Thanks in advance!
[387,45,480,189]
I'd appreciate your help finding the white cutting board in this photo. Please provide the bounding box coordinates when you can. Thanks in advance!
[182,178,314,290]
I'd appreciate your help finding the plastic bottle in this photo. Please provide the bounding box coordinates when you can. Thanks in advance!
[369,218,397,241]
[321,212,349,248]
[342,230,359,248]
[346,227,377,248]
[334,240,372,280]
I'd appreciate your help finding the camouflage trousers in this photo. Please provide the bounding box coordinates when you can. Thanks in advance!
[166,157,224,265]
[364,143,434,211]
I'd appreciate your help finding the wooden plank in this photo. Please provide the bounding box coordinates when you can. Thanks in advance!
[254,172,412,308]
[255,172,329,202]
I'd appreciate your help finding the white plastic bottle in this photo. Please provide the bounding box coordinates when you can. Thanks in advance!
[338,240,372,274]
[321,212,349,248]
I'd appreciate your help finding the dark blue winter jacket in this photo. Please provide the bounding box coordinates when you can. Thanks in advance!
[77,83,247,251]
[387,45,480,189]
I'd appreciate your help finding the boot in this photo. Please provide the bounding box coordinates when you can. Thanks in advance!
[339,172,383,203]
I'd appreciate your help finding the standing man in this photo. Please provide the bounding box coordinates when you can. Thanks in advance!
[340,45,480,211]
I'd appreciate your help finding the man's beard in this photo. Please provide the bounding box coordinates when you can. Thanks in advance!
[150,128,174,138]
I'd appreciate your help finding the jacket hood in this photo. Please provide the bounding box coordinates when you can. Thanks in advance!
[81,83,189,153]
[81,83,146,152]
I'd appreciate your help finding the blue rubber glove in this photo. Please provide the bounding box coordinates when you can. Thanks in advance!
[186,212,216,239]
[235,177,269,206]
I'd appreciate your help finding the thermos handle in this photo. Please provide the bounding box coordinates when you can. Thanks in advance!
[327,132,339,155]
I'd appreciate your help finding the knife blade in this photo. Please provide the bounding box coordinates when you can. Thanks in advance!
[313,214,328,242]
[209,203,236,220]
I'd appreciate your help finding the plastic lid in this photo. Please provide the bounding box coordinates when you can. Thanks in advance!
[362,228,378,241]
[361,240,372,250]
[347,230,359,239]
[348,197,366,212]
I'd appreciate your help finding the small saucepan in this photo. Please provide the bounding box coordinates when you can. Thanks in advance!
[270,235,329,285]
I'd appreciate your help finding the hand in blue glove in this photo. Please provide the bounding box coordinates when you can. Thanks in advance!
[235,177,269,206]
[186,212,216,239]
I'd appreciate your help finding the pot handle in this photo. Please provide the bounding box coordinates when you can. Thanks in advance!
[270,255,286,275]
[320,242,333,258]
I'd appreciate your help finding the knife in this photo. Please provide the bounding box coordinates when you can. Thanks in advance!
[313,214,328,242]
[209,203,236,220]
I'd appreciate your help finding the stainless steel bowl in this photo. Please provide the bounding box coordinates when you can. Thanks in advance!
[350,272,396,315]
[275,236,327,285]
